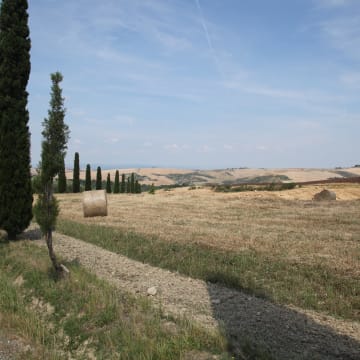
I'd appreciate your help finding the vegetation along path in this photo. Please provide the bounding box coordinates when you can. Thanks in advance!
[27,225,360,360]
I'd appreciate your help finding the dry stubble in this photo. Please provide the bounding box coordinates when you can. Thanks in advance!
[57,184,360,277]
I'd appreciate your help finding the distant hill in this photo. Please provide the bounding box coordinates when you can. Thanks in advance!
[60,166,360,186]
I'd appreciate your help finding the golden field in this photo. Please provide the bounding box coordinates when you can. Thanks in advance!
[57,183,360,279]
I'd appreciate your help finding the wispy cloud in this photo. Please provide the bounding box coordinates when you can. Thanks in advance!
[314,0,353,8]
[318,15,360,59]
[194,0,224,77]
[340,72,360,87]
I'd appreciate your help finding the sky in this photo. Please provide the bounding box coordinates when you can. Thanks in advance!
[27,0,360,169]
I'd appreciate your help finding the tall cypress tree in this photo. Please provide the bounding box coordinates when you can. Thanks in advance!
[72,152,80,193]
[106,173,112,193]
[130,173,135,193]
[126,177,131,193]
[96,166,102,190]
[85,164,92,191]
[120,174,126,193]
[0,0,32,239]
[58,158,67,193]
[33,72,69,274]
[114,170,120,193]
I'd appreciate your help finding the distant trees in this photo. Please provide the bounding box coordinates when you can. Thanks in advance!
[114,170,120,193]
[106,173,112,193]
[126,177,131,193]
[0,0,33,239]
[85,164,92,191]
[33,72,69,275]
[73,152,80,193]
[96,166,102,190]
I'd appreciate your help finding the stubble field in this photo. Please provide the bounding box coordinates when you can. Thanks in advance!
[57,183,360,279]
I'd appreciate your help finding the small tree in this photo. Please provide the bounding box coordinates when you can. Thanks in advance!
[33,72,69,275]
[106,173,112,193]
[85,164,92,191]
[120,174,126,193]
[114,170,120,193]
[72,152,80,193]
[149,183,155,195]
[96,166,102,190]
[126,177,131,193]
[57,159,67,193]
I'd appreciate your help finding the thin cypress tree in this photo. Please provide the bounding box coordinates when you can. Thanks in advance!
[96,166,102,190]
[106,173,112,193]
[0,0,33,239]
[72,152,80,193]
[130,173,135,193]
[120,174,126,193]
[85,164,92,191]
[126,177,131,193]
[33,72,69,275]
[135,180,141,194]
[58,159,67,193]
[114,170,120,193]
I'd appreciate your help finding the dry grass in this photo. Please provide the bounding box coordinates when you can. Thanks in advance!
[56,184,360,278]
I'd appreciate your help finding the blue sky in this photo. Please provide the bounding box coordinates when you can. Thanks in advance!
[27,0,360,169]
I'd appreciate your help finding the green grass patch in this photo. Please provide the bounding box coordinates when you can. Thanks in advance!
[57,219,359,321]
[0,241,232,359]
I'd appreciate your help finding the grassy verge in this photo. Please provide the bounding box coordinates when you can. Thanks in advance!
[57,219,359,321]
[0,240,232,359]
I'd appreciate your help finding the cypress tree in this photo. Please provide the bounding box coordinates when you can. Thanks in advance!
[114,170,120,193]
[58,159,67,193]
[106,173,112,193]
[135,180,141,194]
[96,166,102,190]
[0,0,33,239]
[72,152,80,193]
[33,72,69,275]
[126,177,131,193]
[85,164,92,191]
[130,172,135,193]
[120,174,126,193]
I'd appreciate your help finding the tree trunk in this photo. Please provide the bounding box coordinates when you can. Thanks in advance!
[45,181,63,275]
[45,229,62,273]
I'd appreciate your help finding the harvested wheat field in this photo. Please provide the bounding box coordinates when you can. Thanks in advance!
[57,183,360,277]
[52,182,360,358]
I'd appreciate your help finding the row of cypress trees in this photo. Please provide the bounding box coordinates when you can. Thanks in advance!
[57,153,142,194]
[86,166,141,194]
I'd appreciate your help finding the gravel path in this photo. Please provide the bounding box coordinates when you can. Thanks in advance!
[0,330,32,360]
[25,227,360,360]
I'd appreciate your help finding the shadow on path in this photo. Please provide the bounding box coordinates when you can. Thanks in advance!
[207,283,360,359]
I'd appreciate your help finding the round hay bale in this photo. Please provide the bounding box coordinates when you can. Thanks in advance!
[83,190,108,217]
[313,189,336,201]
[0,229,8,241]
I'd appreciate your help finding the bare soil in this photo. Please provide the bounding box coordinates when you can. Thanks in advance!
[26,226,360,360]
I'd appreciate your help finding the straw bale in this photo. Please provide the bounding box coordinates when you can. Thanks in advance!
[0,229,8,241]
[83,190,108,217]
[313,189,336,201]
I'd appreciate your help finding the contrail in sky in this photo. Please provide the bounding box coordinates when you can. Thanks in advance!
[194,0,224,77]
